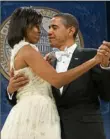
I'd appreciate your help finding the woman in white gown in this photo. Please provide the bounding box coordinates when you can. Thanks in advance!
[1,7,104,139]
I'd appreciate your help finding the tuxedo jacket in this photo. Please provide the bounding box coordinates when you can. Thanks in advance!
[7,47,110,139]
[52,47,110,139]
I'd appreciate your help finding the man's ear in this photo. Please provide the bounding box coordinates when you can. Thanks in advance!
[68,26,76,37]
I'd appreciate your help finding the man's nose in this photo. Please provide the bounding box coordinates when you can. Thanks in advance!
[48,28,53,35]
[48,31,52,36]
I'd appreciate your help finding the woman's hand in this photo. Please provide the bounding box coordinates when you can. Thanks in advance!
[94,44,110,65]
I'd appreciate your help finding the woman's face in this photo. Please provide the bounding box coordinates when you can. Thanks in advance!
[25,25,40,44]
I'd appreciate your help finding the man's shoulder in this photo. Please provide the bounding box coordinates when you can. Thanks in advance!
[78,47,97,53]
[76,47,97,59]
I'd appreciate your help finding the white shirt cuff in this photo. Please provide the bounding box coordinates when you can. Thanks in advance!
[100,64,110,70]
[7,89,14,100]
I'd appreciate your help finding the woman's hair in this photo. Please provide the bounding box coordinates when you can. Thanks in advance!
[8,7,43,48]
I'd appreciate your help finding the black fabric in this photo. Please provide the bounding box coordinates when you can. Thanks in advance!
[52,47,110,139]
[6,91,17,106]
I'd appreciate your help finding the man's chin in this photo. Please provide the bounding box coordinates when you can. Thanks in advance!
[49,43,56,48]
[49,41,56,47]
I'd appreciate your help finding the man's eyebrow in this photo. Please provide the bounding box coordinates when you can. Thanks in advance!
[49,25,58,28]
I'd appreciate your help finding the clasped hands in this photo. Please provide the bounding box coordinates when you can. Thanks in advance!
[97,41,110,67]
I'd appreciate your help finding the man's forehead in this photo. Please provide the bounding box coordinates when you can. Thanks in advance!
[50,17,62,24]
[51,17,61,21]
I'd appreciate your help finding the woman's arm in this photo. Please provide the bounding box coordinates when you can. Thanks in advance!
[17,45,101,89]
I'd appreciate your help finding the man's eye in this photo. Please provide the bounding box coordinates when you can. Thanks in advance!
[53,27,57,30]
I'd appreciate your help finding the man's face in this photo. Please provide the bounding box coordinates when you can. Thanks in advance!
[48,17,70,49]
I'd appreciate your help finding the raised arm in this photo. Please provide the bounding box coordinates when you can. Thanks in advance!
[17,45,103,89]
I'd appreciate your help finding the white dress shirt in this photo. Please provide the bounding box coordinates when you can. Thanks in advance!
[55,43,77,94]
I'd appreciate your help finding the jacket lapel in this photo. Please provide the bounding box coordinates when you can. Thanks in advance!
[51,59,57,69]
[51,59,61,97]
[62,47,81,95]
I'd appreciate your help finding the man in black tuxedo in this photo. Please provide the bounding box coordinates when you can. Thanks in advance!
[7,13,110,139]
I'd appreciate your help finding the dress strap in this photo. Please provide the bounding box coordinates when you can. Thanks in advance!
[10,40,39,70]
[10,40,29,70]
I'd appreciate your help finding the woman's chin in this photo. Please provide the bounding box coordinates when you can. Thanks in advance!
[31,39,39,44]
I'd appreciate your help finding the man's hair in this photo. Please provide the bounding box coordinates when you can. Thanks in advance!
[8,7,43,48]
[53,13,79,38]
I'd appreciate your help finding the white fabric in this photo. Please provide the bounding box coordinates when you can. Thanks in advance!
[55,50,70,62]
[100,64,110,70]
[55,43,77,94]
[7,92,13,100]
[1,40,61,139]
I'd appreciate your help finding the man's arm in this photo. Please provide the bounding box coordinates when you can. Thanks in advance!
[85,41,110,101]
[92,65,110,101]
[92,41,110,101]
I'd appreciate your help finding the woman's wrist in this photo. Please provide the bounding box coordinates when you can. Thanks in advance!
[91,57,100,65]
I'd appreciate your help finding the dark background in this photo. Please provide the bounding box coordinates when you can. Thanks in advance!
[1,1,110,139]
[106,1,110,41]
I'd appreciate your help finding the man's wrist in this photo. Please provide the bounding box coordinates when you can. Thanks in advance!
[101,60,110,67]
[101,61,109,67]
[100,61,110,70]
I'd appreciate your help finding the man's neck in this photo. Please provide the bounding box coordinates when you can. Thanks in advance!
[59,40,75,51]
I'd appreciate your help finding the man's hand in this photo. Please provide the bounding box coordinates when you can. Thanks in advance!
[7,69,29,94]
[44,52,56,64]
[99,41,110,67]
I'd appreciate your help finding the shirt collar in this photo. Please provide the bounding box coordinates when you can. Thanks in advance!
[64,43,77,54]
